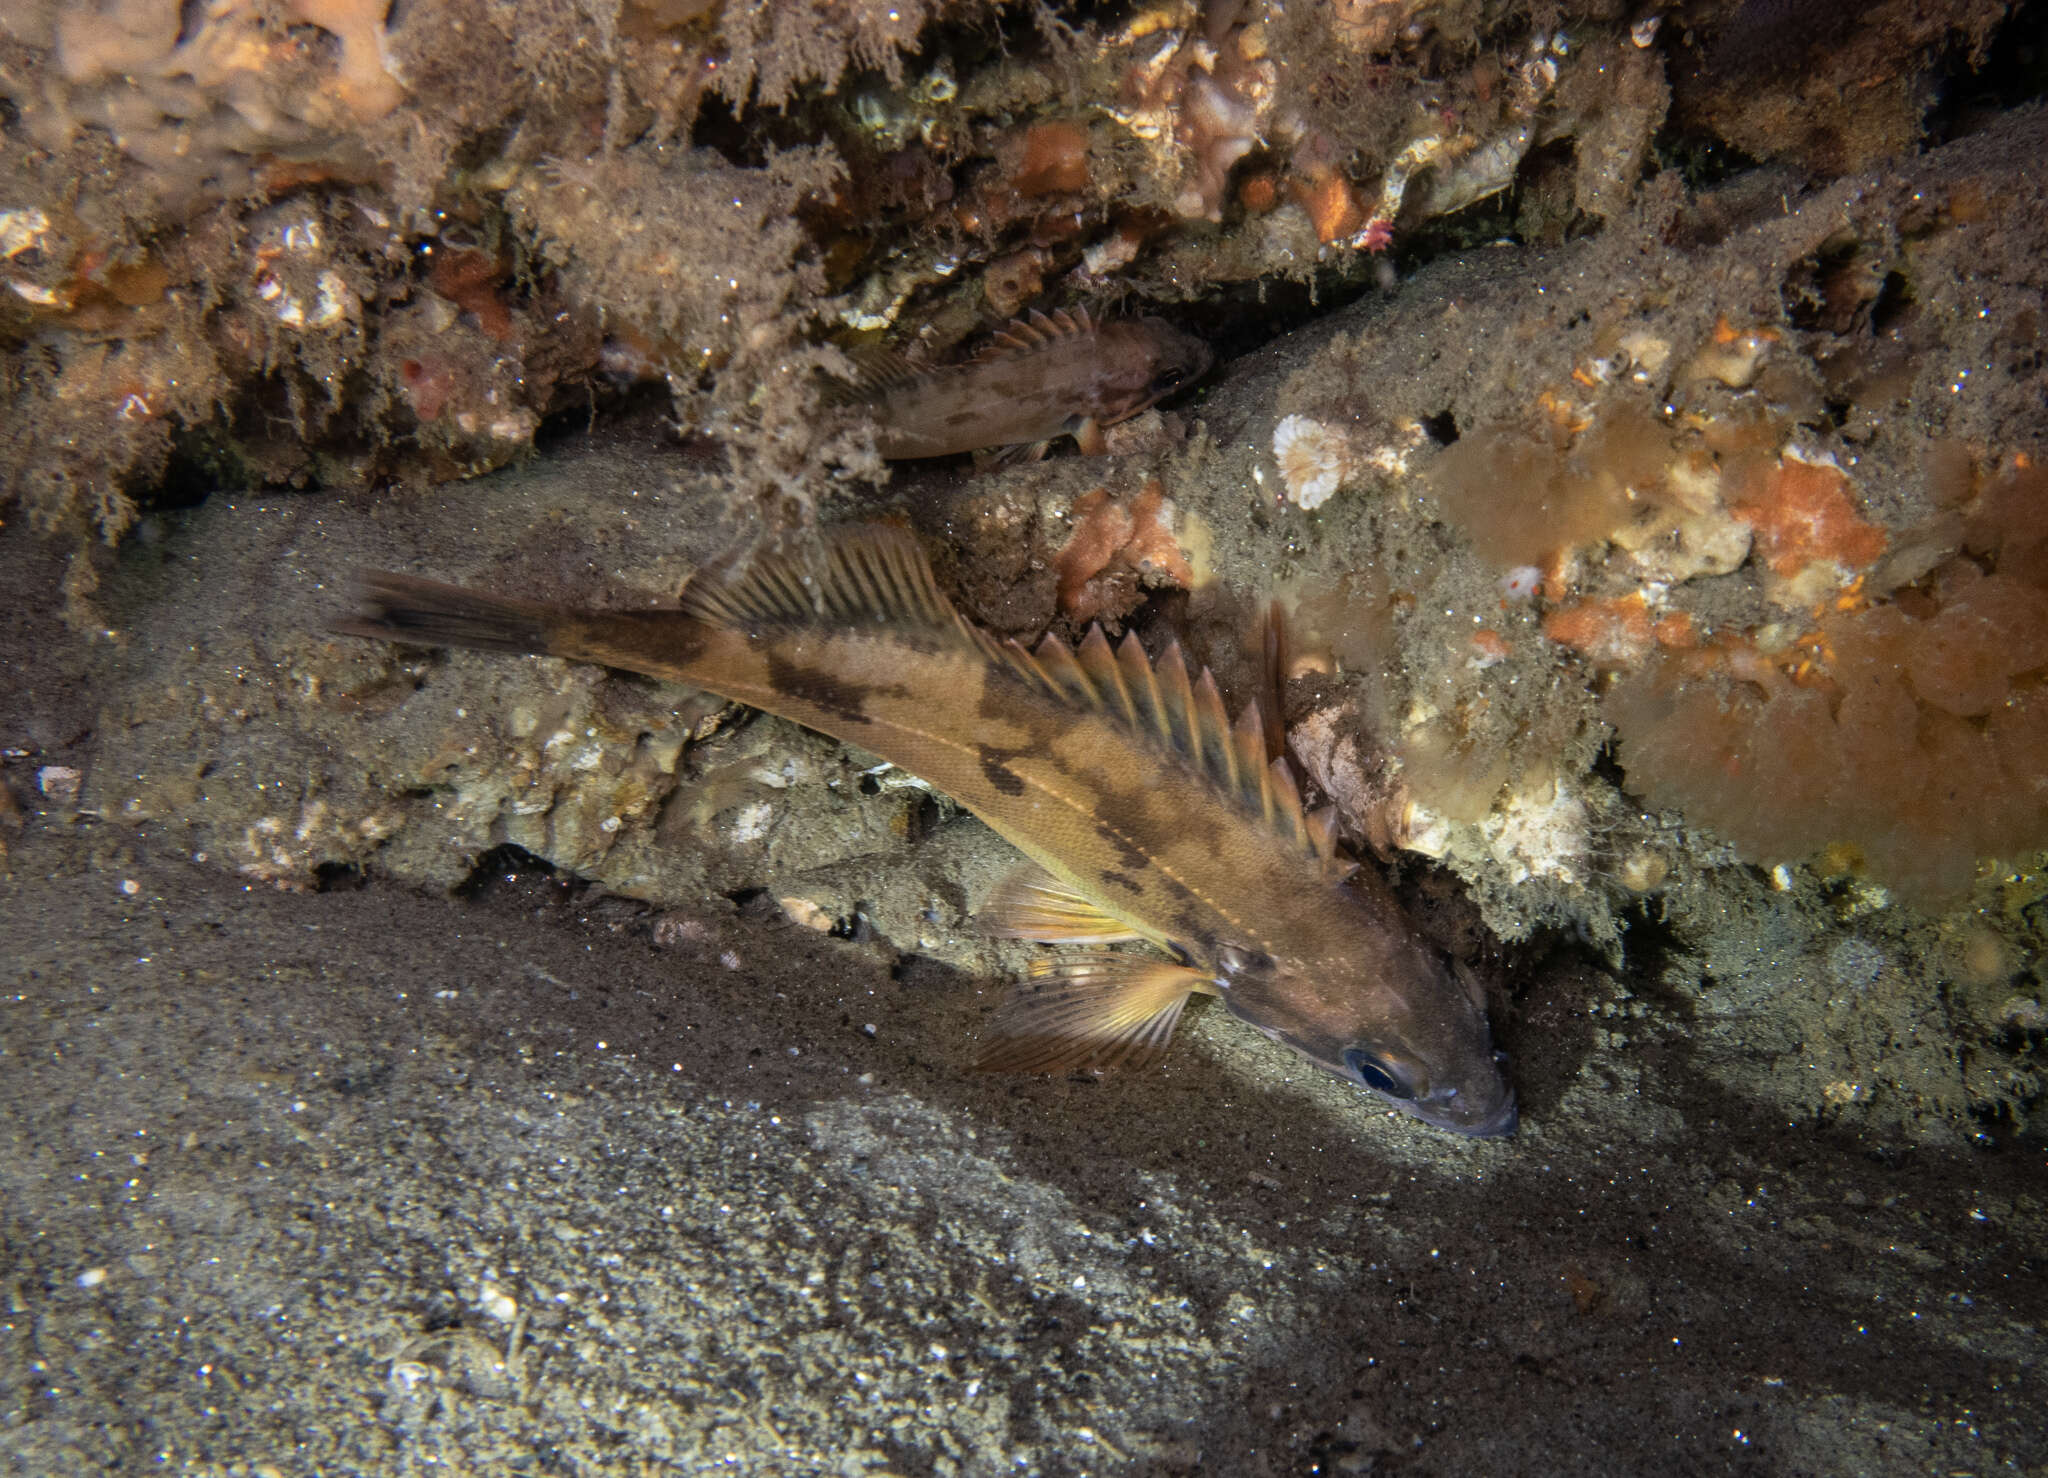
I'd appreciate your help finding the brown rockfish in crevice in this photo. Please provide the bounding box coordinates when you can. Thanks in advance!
[844,308,1212,460]
[335,527,1515,1137]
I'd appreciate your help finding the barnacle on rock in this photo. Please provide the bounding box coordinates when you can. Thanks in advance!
[1272,414,1354,509]
[1271,411,1418,510]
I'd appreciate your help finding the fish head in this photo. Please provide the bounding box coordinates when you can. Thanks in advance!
[1215,943,1517,1137]
[1085,317,1214,424]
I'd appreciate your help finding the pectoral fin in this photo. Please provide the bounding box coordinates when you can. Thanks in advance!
[981,865,1145,944]
[975,440,1052,473]
[977,951,1216,1073]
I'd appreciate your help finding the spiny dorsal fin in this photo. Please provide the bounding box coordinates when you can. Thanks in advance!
[1116,629,1162,740]
[678,525,968,639]
[984,306,1097,359]
[1004,625,1325,866]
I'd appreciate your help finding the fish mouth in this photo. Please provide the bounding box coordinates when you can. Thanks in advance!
[1402,1088,1518,1139]
[1461,1093,1519,1138]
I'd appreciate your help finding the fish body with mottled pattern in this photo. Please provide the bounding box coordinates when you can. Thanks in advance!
[858,310,1212,459]
[336,528,1515,1136]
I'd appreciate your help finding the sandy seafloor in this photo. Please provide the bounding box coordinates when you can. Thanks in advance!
[3,456,2046,1474]
[2,814,2044,1478]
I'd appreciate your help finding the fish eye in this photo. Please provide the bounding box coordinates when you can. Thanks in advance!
[1343,1047,1416,1100]
[1148,368,1187,394]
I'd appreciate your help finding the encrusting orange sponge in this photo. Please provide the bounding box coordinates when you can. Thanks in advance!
[1607,459,2048,906]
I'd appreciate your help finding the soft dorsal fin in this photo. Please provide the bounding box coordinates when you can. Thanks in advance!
[824,344,933,405]
[1004,624,1325,866]
[983,306,1097,359]
[678,525,971,640]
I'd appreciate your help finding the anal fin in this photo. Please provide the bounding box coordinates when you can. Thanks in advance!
[981,865,1143,944]
[977,951,1216,1073]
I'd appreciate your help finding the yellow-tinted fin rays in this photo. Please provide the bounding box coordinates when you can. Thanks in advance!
[982,865,1145,944]
[1156,640,1196,758]
[977,951,1215,1073]
[1031,631,1093,706]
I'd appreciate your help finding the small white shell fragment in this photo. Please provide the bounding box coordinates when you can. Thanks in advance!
[478,1282,519,1322]
[308,269,353,328]
[778,896,836,932]
[1400,801,1452,858]
[0,207,51,259]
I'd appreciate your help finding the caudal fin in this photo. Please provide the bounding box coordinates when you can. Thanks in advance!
[335,571,563,657]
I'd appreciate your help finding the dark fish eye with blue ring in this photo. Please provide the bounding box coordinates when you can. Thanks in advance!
[1344,1047,1415,1099]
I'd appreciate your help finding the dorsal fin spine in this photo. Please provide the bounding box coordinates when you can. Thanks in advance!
[1193,668,1235,794]
[1156,641,1195,757]
[1079,626,1135,729]
[987,306,1099,361]
[1231,705,1271,821]
[1306,803,1339,864]
[1267,755,1308,848]
[1032,632,1092,705]
[1114,631,1161,742]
